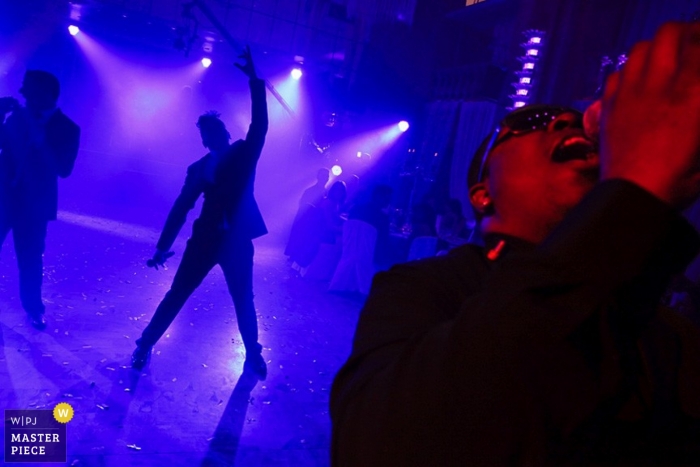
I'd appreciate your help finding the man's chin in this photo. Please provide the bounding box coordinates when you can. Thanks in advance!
[581,166,601,184]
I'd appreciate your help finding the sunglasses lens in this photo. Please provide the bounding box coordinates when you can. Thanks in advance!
[504,107,562,132]
[475,106,582,184]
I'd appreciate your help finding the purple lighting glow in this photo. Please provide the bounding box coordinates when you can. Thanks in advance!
[291,68,302,80]
[68,25,80,36]
[398,121,409,132]
[201,57,212,68]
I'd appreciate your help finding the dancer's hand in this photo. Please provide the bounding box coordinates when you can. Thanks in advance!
[147,249,174,270]
[235,45,258,79]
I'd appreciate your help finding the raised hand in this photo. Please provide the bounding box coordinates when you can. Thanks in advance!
[147,249,175,270]
[235,45,258,79]
[600,22,700,208]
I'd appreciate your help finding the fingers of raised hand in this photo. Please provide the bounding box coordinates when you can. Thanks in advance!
[643,23,684,91]
[677,23,700,94]
[602,71,620,103]
[583,99,602,140]
[238,45,252,60]
[617,40,650,95]
[622,23,700,100]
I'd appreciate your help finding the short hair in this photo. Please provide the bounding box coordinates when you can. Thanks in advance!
[22,70,60,102]
[197,109,222,124]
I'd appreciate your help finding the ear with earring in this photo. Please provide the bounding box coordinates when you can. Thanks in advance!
[469,184,492,214]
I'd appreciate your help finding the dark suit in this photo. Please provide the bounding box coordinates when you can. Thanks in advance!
[0,108,80,316]
[332,181,700,465]
[137,78,268,353]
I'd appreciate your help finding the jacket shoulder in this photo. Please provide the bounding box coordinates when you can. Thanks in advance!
[52,110,80,132]
[374,243,487,306]
[187,156,207,172]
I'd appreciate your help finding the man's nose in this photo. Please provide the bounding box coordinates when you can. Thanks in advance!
[548,112,582,132]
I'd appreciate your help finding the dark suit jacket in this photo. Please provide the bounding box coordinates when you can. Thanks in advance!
[331,180,700,466]
[157,78,268,252]
[0,108,80,221]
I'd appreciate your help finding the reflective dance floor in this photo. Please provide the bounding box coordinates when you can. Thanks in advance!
[0,206,362,466]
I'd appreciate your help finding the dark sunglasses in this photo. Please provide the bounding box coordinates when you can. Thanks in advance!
[476,105,583,183]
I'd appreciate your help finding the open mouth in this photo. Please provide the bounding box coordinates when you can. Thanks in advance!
[551,135,598,163]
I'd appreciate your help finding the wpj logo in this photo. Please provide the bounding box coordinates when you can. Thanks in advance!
[4,405,70,463]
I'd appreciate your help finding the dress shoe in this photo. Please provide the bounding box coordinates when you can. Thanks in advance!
[244,351,267,381]
[29,313,47,330]
[131,345,152,370]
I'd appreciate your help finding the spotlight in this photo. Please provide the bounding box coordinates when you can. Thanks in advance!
[68,25,80,36]
[514,101,526,108]
[356,151,362,158]
[516,89,528,96]
[526,49,539,56]
[398,121,410,132]
[291,68,302,80]
[519,77,531,84]
[331,165,343,176]
[529,37,542,44]
[523,62,535,70]
[201,57,212,68]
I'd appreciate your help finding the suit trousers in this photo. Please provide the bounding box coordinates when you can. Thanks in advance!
[138,231,260,353]
[0,215,48,316]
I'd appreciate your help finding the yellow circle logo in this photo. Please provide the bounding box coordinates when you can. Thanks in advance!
[53,403,74,424]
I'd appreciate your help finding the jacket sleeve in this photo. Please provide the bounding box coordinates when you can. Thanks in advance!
[330,179,700,465]
[243,78,268,161]
[156,164,203,252]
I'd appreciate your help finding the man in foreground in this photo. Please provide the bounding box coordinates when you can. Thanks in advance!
[331,22,700,465]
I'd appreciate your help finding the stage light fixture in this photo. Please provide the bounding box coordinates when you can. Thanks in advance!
[331,165,343,176]
[398,121,409,132]
[356,151,362,158]
[201,57,212,68]
[291,68,302,80]
[68,25,80,36]
[509,30,545,109]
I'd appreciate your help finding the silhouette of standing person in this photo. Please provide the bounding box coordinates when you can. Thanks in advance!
[0,70,80,330]
[131,47,269,380]
[285,167,329,261]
